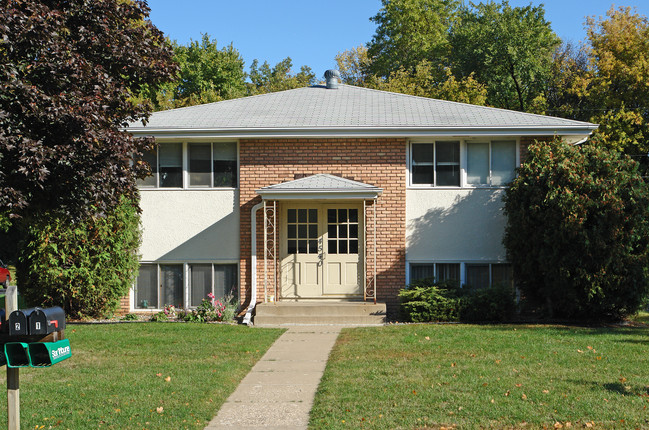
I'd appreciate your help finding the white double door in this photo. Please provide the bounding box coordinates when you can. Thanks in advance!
[280,203,363,298]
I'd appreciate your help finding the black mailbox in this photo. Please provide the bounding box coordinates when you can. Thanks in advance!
[9,308,38,336]
[29,307,66,335]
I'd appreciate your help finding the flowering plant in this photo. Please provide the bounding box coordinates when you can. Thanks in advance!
[163,304,176,319]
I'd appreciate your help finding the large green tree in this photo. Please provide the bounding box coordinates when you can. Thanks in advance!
[449,1,560,112]
[140,34,247,110]
[503,138,649,320]
[366,0,460,79]
[247,57,315,95]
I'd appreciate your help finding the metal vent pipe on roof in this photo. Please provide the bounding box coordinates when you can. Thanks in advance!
[324,69,340,89]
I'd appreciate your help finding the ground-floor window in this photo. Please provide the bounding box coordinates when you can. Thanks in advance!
[135,262,238,310]
[409,262,512,289]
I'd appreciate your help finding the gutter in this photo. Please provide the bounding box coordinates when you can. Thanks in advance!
[242,202,264,326]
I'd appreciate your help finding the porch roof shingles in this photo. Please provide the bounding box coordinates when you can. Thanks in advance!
[128,84,597,136]
[257,174,383,200]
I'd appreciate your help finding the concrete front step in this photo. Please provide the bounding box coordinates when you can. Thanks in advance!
[254,302,386,326]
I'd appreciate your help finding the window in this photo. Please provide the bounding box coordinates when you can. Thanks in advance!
[409,262,513,289]
[411,141,460,186]
[135,263,239,310]
[466,263,513,289]
[409,263,460,283]
[159,143,183,187]
[466,140,516,186]
[287,208,318,254]
[137,142,237,188]
[327,208,359,255]
[409,139,517,187]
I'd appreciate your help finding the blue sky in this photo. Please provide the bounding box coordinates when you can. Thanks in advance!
[146,0,649,80]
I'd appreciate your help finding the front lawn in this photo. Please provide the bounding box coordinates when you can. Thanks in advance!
[0,323,283,429]
[310,324,649,429]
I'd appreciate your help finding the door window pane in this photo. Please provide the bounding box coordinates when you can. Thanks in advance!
[214,264,238,300]
[160,264,183,307]
[189,143,211,187]
[159,143,182,187]
[491,141,516,186]
[467,142,489,185]
[213,142,237,188]
[137,150,158,187]
[287,208,318,254]
[436,141,460,186]
[135,264,157,309]
[190,264,212,307]
[327,208,359,254]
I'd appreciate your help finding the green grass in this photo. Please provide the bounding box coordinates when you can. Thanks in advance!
[630,311,649,325]
[0,323,283,429]
[309,324,649,429]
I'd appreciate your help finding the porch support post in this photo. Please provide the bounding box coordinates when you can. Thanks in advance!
[363,200,367,302]
[373,197,377,304]
[263,200,268,303]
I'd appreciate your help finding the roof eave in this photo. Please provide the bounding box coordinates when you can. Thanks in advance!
[257,189,383,200]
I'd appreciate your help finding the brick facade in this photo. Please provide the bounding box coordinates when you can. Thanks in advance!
[239,138,407,312]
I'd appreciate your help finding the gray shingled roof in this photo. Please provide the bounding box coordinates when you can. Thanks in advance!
[257,174,382,200]
[128,84,597,138]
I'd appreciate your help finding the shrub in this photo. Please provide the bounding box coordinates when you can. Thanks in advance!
[503,138,649,320]
[459,284,516,322]
[150,311,168,322]
[399,279,460,322]
[17,196,141,319]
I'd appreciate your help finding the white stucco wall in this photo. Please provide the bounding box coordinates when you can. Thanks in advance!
[139,190,239,262]
[406,188,507,262]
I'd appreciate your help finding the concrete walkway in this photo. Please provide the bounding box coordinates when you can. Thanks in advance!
[204,326,341,430]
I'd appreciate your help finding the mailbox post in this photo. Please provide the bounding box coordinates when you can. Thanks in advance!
[5,285,19,430]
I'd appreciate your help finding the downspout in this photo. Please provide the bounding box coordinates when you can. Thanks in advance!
[243,201,264,326]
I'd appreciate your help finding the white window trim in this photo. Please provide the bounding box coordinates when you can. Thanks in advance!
[407,138,520,189]
[138,140,239,191]
[131,260,240,312]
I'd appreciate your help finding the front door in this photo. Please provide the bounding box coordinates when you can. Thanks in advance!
[280,203,363,299]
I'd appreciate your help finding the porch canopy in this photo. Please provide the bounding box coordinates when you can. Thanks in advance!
[256,173,383,200]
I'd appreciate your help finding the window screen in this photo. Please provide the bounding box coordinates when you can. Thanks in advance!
[135,264,157,309]
[435,141,460,186]
[159,143,182,187]
[214,264,238,301]
[213,142,237,188]
[189,143,212,187]
[160,264,183,307]
[190,264,212,307]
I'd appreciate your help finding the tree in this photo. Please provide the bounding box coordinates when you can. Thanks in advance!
[585,7,649,165]
[545,42,593,120]
[374,61,488,105]
[449,1,560,112]
[247,57,316,95]
[0,0,176,221]
[335,45,372,86]
[139,34,247,110]
[503,138,649,320]
[366,0,460,79]
[18,197,141,319]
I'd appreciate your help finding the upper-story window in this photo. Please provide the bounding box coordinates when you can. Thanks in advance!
[466,141,516,186]
[411,141,460,186]
[138,142,237,189]
[409,139,517,188]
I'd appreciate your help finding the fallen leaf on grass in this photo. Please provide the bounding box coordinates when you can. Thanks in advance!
[156,407,163,414]
[164,376,171,382]
[156,373,162,377]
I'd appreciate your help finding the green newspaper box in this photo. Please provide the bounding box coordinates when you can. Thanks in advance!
[5,342,30,368]
[28,339,71,367]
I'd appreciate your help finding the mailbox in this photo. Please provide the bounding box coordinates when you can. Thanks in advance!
[28,339,71,367]
[5,342,30,368]
[29,307,66,335]
[9,308,37,336]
